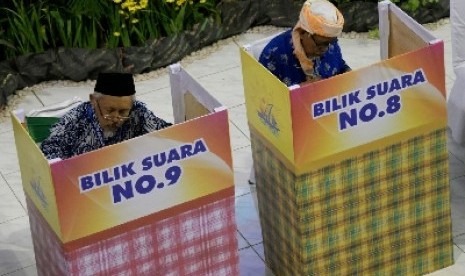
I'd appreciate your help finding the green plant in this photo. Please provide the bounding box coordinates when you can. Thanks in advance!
[1,0,49,57]
[330,0,439,12]
[368,27,379,39]
[153,0,220,36]
[389,0,439,11]
[106,0,220,47]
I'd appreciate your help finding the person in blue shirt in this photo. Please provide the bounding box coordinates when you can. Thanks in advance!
[40,73,172,160]
[259,0,350,87]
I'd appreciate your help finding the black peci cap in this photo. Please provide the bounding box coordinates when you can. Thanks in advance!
[94,73,136,96]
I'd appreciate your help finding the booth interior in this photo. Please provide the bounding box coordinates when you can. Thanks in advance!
[11,64,239,275]
[240,0,452,275]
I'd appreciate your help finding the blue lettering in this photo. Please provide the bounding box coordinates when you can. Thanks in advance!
[348,91,361,105]
[114,167,120,180]
[80,176,94,191]
[154,153,166,167]
[413,70,426,85]
[366,86,376,100]
[141,156,152,171]
[112,180,134,203]
[121,162,136,177]
[313,103,325,118]
[135,175,156,195]
[389,78,401,93]
[168,149,181,163]
[180,145,193,158]
[401,74,413,88]
[359,103,377,122]
[193,139,208,154]
[102,170,114,184]
[377,82,388,96]
[339,109,357,131]
[94,173,102,186]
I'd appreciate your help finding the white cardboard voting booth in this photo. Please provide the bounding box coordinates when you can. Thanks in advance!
[240,1,453,275]
[12,64,239,275]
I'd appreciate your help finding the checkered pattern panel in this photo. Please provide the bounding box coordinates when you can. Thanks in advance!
[27,196,239,276]
[251,128,453,276]
[27,196,69,275]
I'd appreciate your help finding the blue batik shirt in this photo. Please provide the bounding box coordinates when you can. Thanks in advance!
[259,30,350,86]
[40,101,172,160]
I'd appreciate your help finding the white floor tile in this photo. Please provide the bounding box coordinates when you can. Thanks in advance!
[229,122,251,151]
[0,216,35,275]
[451,190,465,237]
[34,85,92,107]
[450,154,465,180]
[3,265,38,276]
[0,175,26,224]
[338,37,381,70]
[239,246,274,276]
[448,131,465,163]
[0,92,43,135]
[229,104,250,139]
[0,90,43,133]
[136,87,175,124]
[182,43,242,79]
[135,73,170,96]
[237,231,250,250]
[455,234,465,254]
[234,167,253,198]
[233,27,286,48]
[235,193,262,246]
[426,244,465,275]
[2,171,27,210]
[232,146,254,171]
[0,131,20,175]
[197,67,245,108]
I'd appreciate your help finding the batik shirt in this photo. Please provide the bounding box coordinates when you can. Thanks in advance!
[40,101,172,160]
[259,30,351,86]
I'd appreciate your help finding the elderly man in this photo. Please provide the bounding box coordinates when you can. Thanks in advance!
[40,72,172,160]
[259,0,350,86]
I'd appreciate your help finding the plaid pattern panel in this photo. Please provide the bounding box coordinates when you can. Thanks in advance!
[251,128,453,276]
[27,197,69,276]
[27,195,239,276]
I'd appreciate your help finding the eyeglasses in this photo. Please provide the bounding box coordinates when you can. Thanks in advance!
[306,32,334,48]
[96,100,130,122]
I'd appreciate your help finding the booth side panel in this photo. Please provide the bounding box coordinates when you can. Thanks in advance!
[240,48,296,165]
[382,1,435,59]
[27,192,239,276]
[290,42,447,172]
[169,63,223,124]
[250,131,301,276]
[252,128,452,275]
[388,10,428,58]
[27,196,68,276]
[11,114,62,239]
[300,128,452,275]
[50,109,234,243]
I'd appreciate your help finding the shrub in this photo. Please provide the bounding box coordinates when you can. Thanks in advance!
[0,0,220,60]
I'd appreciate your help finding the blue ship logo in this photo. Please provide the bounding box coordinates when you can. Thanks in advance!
[30,178,48,210]
[257,103,280,136]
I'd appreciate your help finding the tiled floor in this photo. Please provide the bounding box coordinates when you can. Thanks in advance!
[1,20,465,275]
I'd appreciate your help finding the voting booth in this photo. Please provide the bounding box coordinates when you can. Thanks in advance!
[240,1,453,275]
[12,64,239,275]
